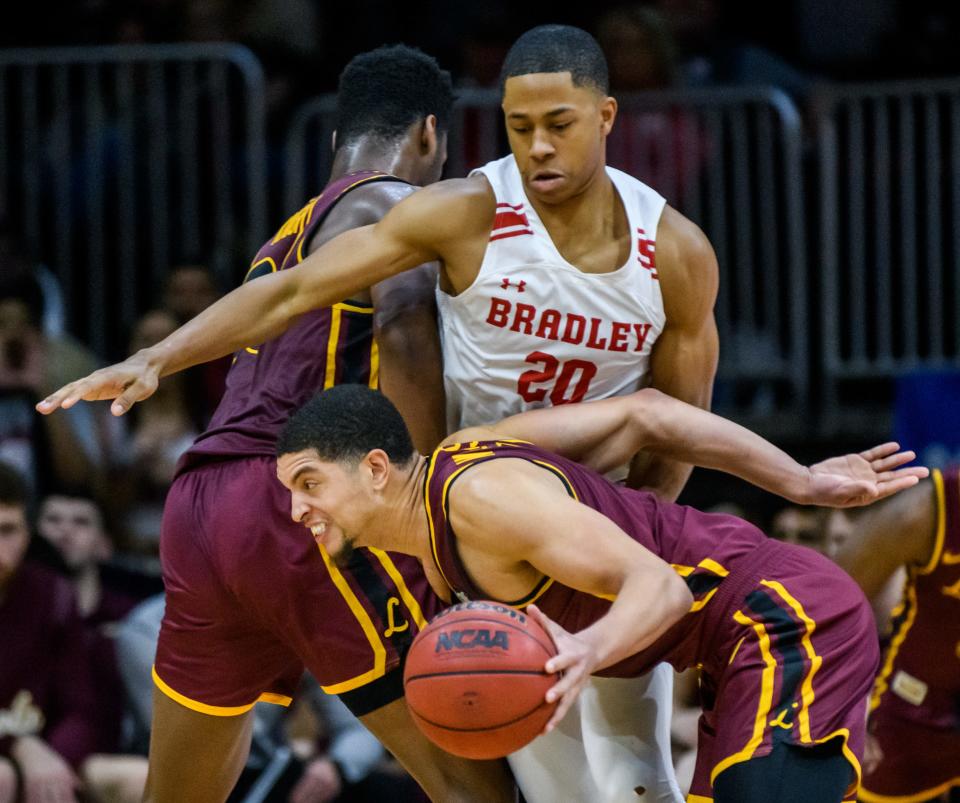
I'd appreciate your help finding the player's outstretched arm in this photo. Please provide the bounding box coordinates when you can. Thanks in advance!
[37,182,474,417]
[482,389,927,507]
[448,460,693,731]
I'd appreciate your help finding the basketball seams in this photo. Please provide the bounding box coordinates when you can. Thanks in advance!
[409,699,555,733]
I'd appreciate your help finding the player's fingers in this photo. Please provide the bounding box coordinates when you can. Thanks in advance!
[526,605,563,646]
[876,466,929,483]
[870,451,917,472]
[111,377,156,416]
[859,442,900,461]
[544,648,580,676]
[874,475,922,500]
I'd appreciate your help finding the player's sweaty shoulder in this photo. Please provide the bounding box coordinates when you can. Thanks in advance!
[385,175,496,248]
[654,205,719,322]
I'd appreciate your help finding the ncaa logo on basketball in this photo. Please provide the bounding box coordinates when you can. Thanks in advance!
[435,628,510,652]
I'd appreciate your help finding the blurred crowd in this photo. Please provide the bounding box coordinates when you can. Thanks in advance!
[2,2,959,801]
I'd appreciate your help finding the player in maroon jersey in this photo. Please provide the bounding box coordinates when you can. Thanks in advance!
[832,467,960,803]
[60,47,512,803]
[274,385,927,802]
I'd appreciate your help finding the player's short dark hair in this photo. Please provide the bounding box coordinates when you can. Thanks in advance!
[277,385,415,465]
[335,44,454,149]
[500,25,609,95]
[0,463,29,509]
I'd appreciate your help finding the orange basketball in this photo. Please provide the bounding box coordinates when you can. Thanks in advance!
[403,600,558,759]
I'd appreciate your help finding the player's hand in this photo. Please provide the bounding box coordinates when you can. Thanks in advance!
[35,349,162,417]
[804,442,929,508]
[11,736,80,803]
[526,604,597,734]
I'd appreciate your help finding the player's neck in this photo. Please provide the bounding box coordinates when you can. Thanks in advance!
[330,139,410,184]
[377,456,433,562]
[528,165,616,234]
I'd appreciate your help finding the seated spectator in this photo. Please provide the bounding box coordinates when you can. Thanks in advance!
[121,309,202,550]
[161,264,229,424]
[0,463,99,803]
[769,503,829,553]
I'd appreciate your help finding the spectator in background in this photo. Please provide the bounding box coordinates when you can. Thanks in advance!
[769,503,829,553]
[595,5,710,205]
[0,463,99,803]
[0,235,123,500]
[121,309,201,550]
[161,264,229,424]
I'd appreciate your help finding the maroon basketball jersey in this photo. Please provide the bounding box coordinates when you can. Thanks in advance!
[869,466,960,729]
[182,172,405,467]
[424,439,768,677]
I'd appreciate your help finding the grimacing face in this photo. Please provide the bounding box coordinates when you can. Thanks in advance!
[502,72,616,206]
[276,448,374,566]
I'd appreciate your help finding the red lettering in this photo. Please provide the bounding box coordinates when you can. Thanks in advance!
[585,318,608,350]
[561,314,586,344]
[517,351,559,403]
[550,360,598,405]
[609,322,631,352]
[511,303,536,334]
[535,309,562,341]
[633,323,653,352]
[487,297,511,327]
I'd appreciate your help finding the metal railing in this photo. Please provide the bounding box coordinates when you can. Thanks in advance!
[816,77,960,419]
[0,44,267,356]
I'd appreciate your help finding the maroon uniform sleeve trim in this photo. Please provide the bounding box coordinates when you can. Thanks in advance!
[916,468,946,575]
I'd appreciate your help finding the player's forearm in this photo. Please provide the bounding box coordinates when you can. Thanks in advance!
[580,571,691,672]
[636,391,810,502]
[141,268,308,377]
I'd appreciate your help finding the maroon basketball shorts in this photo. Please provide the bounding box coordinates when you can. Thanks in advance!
[154,456,444,716]
[687,540,880,802]
[860,705,960,802]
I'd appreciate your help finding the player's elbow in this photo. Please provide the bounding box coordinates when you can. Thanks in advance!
[628,388,670,447]
[660,570,694,625]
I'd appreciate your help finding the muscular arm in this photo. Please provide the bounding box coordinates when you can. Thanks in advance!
[833,478,938,600]
[458,389,926,508]
[448,461,693,672]
[38,178,491,416]
[371,266,446,454]
[627,206,719,500]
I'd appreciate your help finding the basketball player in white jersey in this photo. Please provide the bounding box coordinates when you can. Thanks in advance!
[40,26,719,802]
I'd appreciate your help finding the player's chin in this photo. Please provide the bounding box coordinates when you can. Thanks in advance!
[331,537,357,568]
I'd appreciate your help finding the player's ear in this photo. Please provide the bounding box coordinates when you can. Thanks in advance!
[420,115,438,157]
[365,449,392,489]
[599,95,617,136]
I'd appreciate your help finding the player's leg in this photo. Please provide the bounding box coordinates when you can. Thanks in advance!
[360,696,516,803]
[712,739,851,803]
[144,687,254,803]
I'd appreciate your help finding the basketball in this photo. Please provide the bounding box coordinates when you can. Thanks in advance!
[403,600,558,759]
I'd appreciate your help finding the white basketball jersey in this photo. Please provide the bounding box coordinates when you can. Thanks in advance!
[438,154,667,431]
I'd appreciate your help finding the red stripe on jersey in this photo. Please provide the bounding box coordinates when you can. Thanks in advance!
[493,209,530,230]
[490,228,534,242]
[497,201,525,210]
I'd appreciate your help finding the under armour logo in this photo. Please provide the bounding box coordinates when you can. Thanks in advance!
[501,278,526,292]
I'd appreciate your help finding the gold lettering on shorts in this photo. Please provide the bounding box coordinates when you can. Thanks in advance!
[383,596,408,638]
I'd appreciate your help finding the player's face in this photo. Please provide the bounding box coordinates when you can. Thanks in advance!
[0,504,29,594]
[502,72,616,205]
[277,449,371,564]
